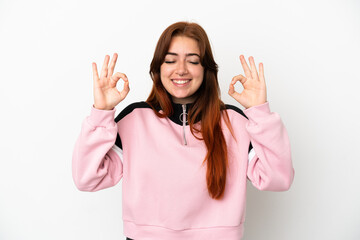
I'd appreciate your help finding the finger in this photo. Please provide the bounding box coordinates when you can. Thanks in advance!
[100,55,110,79]
[92,62,99,84]
[239,55,252,79]
[248,56,259,81]
[231,74,247,86]
[229,75,246,96]
[259,62,265,83]
[108,53,118,77]
[228,84,242,100]
[122,80,130,94]
[228,81,235,95]
[120,79,130,100]
[110,72,128,88]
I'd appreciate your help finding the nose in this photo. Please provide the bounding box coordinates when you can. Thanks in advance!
[175,60,188,76]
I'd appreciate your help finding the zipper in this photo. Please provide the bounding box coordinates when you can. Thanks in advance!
[182,104,187,146]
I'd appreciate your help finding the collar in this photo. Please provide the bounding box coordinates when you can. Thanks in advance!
[168,101,193,126]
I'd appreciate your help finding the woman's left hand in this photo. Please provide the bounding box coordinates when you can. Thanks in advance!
[228,55,267,109]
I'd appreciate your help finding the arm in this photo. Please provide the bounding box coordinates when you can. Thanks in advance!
[245,102,294,191]
[72,53,129,191]
[72,106,123,191]
[228,55,294,191]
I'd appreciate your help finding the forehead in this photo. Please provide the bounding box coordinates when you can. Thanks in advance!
[167,36,200,54]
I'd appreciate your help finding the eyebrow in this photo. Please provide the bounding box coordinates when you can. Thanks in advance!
[166,52,200,58]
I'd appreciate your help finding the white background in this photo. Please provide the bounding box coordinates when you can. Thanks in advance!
[0,0,359,239]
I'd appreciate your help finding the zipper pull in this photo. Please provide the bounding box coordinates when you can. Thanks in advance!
[182,104,187,146]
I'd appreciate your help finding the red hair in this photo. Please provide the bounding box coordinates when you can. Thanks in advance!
[146,22,233,200]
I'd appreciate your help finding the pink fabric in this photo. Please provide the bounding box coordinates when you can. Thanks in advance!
[72,102,294,239]
[72,106,122,191]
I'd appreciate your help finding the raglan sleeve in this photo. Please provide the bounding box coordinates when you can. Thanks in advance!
[72,105,123,192]
[244,102,294,191]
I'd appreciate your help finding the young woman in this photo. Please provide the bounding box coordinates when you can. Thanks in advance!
[72,21,294,240]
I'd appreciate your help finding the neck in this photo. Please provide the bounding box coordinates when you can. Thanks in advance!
[171,94,197,105]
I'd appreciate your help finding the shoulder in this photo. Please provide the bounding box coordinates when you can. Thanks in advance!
[115,101,152,123]
[223,104,248,120]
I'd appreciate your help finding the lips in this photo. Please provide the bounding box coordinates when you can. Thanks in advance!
[172,79,191,86]
[173,79,189,84]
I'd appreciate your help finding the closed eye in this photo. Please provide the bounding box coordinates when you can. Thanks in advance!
[164,61,175,64]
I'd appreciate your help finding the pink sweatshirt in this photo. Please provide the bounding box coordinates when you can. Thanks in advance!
[72,101,294,240]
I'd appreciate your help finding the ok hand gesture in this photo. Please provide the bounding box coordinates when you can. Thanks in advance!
[93,53,130,110]
[228,55,267,109]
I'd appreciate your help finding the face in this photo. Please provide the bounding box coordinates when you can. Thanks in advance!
[160,36,204,104]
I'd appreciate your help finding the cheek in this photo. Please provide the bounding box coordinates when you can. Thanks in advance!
[159,66,173,90]
[160,64,173,78]
[159,65,166,85]
[193,67,204,80]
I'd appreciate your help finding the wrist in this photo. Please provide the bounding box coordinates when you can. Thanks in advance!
[245,101,267,109]
[93,104,114,111]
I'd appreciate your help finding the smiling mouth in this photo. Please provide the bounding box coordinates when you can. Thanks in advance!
[172,79,191,84]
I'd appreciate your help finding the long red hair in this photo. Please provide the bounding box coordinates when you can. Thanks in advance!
[146,22,233,200]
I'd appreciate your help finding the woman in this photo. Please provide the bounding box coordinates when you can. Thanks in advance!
[72,21,294,240]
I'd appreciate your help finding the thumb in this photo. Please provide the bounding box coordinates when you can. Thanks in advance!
[110,72,128,88]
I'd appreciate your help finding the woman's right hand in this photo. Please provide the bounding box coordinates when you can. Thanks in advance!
[92,53,130,110]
